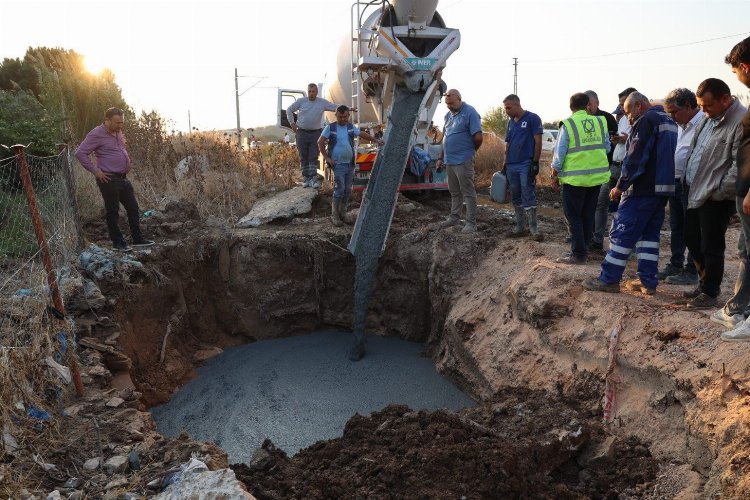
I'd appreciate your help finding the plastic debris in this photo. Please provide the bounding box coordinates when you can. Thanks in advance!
[13,288,34,297]
[45,356,72,384]
[27,406,50,421]
[143,209,156,217]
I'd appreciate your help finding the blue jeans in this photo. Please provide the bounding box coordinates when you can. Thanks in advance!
[506,160,537,208]
[333,162,354,199]
[668,180,696,274]
[562,184,600,259]
[600,195,667,289]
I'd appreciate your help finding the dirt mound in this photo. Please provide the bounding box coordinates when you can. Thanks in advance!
[233,388,656,500]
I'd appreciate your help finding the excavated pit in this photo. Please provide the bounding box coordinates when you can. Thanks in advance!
[79,196,750,498]
[150,330,475,462]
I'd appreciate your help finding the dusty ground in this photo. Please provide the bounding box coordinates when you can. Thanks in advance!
[4,181,750,498]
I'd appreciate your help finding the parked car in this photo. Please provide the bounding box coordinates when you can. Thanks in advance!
[541,129,558,152]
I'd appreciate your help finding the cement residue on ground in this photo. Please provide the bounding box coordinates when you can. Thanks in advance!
[150,330,474,462]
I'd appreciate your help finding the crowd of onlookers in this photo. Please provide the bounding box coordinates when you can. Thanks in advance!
[437,36,750,342]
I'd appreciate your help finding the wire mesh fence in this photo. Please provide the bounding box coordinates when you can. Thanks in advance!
[0,147,82,349]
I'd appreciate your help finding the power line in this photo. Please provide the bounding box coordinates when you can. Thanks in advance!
[524,31,750,64]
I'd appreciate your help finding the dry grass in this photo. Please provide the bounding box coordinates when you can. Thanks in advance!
[73,113,301,225]
[475,133,505,188]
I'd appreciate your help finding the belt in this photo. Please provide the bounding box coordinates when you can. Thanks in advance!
[298,128,322,132]
[612,161,623,167]
[105,172,127,178]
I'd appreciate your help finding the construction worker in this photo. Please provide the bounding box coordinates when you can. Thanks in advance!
[582,92,678,294]
[551,93,611,264]
[318,105,383,227]
[500,94,543,240]
[287,83,355,188]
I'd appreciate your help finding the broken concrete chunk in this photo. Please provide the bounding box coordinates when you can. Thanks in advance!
[82,457,100,471]
[106,397,125,408]
[103,455,129,474]
[153,468,255,499]
[236,186,317,227]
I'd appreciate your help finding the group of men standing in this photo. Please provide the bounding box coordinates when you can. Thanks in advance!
[566,36,750,343]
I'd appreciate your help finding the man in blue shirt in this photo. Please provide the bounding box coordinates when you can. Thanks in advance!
[501,94,543,240]
[435,89,483,233]
[318,105,382,226]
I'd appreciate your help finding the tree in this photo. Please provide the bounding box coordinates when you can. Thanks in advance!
[482,106,509,137]
[543,121,562,130]
[0,90,59,159]
[0,47,129,142]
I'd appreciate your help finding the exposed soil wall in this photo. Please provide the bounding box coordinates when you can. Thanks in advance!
[77,194,750,498]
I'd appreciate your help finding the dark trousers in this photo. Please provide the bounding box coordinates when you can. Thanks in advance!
[97,176,143,245]
[684,199,735,297]
[562,184,600,259]
[668,180,697,274]
[296,129,322,180]
[725,196,750,315]
[593,162,622,245]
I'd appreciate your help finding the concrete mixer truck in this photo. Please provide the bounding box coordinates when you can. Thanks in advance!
[277,0,461,193]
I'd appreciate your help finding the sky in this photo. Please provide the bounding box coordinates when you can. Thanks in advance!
[1,0,750,133]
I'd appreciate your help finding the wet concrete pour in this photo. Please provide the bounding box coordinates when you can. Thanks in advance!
[151,330,474,463]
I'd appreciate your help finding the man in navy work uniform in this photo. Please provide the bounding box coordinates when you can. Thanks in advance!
[551,93,610,264]
[582,92,678,295]
[500,94,543,240]
[287,83,355,188]
[76,107,154,252]
[435,89,483,233]
[318,105,383,227]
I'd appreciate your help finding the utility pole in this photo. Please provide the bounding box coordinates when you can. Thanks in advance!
[513,57,518,95]
[234,68,242,149]
[188,109,192,135]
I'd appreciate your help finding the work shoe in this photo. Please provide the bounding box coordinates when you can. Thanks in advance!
[657,263,681,281]
[556,255,586,265]
[687,293,718,309]
[581,277,620,293]
[302,178,312,188]
[666,271,699,285]
[460,223,477,234]
[721,318,750,342]
[682,287,702,299]
[132,239,154,247]
[113,241,132,252]
[710,308,745,329]
[438,215,460,228]
[311,179,322,189]
[623,278,655,295]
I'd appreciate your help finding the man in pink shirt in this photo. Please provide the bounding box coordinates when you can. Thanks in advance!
[76,107,153,252]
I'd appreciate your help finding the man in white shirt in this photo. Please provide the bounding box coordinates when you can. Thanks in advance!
[660,88,703,285]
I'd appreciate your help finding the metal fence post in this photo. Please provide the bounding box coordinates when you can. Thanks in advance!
[13,144,84,396]
[57,143,85,251]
